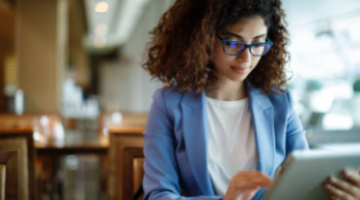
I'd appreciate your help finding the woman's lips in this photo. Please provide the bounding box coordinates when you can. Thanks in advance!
[231,66,249,74]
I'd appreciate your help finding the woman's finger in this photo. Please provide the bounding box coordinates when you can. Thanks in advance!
[323,183,354,200]
[330,196,342,200]
[250,175,273,188]
[250,172,272,188]
[234,177,270,190]
[343,170,360,187]
[235,171,273,189]
[328,176,359,198]
[241,187,260,200]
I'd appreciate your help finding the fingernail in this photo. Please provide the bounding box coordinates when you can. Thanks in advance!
[345,171,352,177]
[330,177,337,183]
[326,184,332,189]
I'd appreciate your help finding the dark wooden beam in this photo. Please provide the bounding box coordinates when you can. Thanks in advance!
[78,0,88,33]
[2,0,15,8]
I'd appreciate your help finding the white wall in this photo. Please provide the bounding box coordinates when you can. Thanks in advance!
[282,0,360,32]
[98,0,175,112]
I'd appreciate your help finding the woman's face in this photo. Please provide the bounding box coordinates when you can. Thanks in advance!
[211,15,268,83]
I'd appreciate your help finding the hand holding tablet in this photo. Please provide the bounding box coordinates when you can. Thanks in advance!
[261,150,360,200]
[323,169,360,200]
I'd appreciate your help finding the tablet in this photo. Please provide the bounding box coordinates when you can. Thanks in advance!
[261,149,360,200]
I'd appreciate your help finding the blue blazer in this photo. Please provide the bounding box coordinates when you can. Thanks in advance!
[143,81,309,200]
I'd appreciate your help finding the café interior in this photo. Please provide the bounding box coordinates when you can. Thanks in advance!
[0,0,359,199]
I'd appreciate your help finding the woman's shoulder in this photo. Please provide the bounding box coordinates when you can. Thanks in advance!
[266,87,295,111]
[246,79,293,108]
[152,85,184,107]
[153,85,182,98]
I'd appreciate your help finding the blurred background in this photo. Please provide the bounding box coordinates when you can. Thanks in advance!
[0,0,359,199]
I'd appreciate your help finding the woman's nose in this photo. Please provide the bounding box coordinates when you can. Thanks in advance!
[236,47,251,63]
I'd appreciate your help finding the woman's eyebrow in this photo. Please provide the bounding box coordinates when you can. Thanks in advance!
[222,32,267,39]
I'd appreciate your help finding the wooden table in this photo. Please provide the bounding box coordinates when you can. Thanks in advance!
[35,127,146,156]
[35,132,108,156]
[36,144,108,155]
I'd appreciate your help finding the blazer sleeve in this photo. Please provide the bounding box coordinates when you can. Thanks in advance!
[285,90,309,157]
[143,89,222,200]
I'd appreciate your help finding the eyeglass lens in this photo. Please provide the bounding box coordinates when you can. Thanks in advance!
[223,41,271,56]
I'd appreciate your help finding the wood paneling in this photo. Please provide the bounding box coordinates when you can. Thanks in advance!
[0,0,15,39]
[17,0,66,112]
[0,0,15,113]
[68,0,89,88]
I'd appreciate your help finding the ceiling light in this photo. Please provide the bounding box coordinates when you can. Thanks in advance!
[94,36,107,48]
[95,2,108,13]
[95,24,108,36]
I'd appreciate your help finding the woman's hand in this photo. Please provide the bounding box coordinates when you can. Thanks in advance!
[223,171,273,200]
[323,169,360,200]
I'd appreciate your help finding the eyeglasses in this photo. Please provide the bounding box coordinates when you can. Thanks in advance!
[216,34,273,57]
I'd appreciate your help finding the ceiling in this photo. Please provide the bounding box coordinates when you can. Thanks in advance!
[81,0,360,52]
[83,0,151,53]
[282,0,360,30]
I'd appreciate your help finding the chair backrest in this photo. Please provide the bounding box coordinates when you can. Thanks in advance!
[0,128,36,200]
[108,127,145,200]
[0,164,4,200]
[0,150,19,200]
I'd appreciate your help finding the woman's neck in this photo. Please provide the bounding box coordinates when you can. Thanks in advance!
[205,79,247,101]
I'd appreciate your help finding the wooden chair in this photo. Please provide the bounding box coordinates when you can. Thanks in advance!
[0,150,19,200]
[108,126,145,200]
[0,128,36,200]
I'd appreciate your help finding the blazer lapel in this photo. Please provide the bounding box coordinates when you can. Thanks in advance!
[247,81,275,177]
[180,90,214,196]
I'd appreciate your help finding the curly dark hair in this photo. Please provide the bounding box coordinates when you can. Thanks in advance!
[142,0,290,96]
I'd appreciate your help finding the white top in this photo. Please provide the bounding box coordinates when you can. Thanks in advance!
[205,96,258,196]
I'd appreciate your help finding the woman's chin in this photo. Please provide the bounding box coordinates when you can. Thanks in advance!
[215,70,249,83]
[227,74,248,82]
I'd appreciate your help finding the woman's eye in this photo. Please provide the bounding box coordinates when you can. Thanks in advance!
[253,44,264,48]
[225,41,241,48]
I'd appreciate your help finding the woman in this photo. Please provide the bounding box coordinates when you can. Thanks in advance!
[141,0,360,199]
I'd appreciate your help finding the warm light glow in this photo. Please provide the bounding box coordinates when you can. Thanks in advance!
[111,112,122,124]
[95,2,108,12]
[33,132,40,141]
[95,24,108,36]
[40,116,49,127]
[66,155,79,170]
[93,36,107,48]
